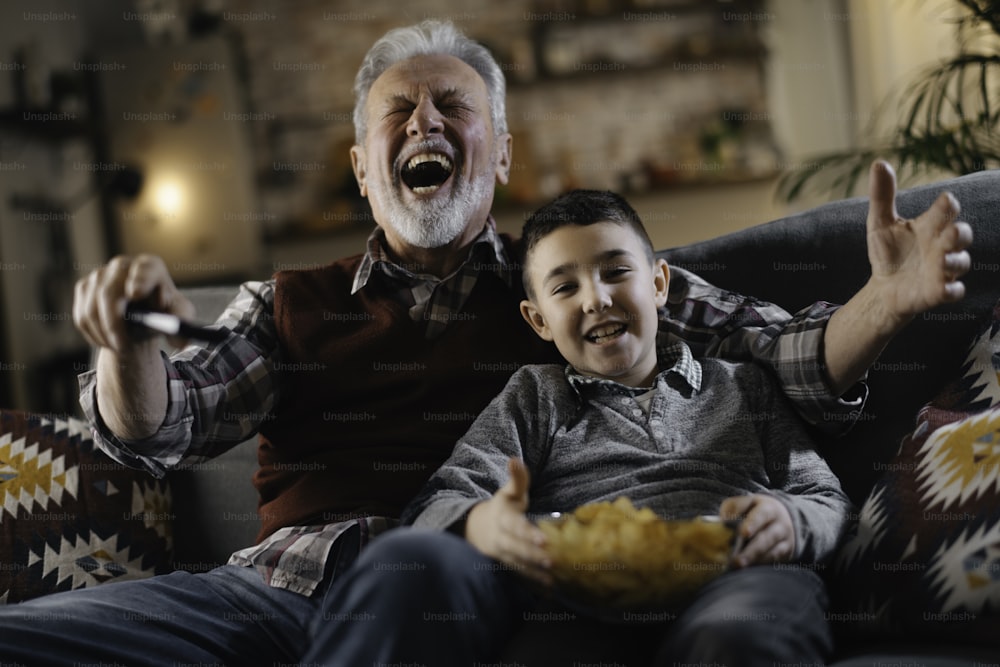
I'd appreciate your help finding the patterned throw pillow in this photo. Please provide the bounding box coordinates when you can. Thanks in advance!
[0,410,173,603]
[831,307,1000,643]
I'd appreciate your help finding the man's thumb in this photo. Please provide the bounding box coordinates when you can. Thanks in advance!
[867,159,899,229]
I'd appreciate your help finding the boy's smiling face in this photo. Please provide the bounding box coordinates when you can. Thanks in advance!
[520,221,670,388]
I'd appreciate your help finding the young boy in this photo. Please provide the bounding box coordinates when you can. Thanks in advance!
[402,189,851,665]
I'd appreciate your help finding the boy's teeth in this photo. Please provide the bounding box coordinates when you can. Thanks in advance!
[587,323,625,341]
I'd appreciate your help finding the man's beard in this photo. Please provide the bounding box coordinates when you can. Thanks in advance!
[374,162,495,249]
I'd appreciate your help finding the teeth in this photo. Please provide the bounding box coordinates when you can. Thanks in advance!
[587,323,625,342]
[406,153,452,172]
[411,185,440,194]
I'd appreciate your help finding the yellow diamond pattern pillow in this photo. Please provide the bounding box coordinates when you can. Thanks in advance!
[0,410,173,603]
[832,311,1000,645]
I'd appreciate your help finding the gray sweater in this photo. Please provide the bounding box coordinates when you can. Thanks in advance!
[403,342,851,563]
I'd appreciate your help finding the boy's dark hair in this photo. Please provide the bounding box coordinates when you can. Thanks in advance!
[521,189,656,298]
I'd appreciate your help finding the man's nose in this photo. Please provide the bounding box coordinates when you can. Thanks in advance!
[406,97,445,138]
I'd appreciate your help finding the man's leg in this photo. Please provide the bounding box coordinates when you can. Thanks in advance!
[654,565,833,667]
[0,565,314,667]
[304,527,536,667]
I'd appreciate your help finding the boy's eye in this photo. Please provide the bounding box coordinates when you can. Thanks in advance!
[551,282,577,295]
[605,266,631,279]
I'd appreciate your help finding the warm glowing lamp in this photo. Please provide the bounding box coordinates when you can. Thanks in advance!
[153,180,184,219]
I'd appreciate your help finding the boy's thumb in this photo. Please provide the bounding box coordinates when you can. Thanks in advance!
[503,458,531,505]
[719,495,752,522]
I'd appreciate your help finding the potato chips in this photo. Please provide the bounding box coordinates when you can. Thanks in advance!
[536,497,735,609]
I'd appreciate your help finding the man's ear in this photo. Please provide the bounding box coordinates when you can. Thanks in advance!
[519,299,553,341]
[494,133,513,186]
[350,144,368,197]
[652,258,670,308]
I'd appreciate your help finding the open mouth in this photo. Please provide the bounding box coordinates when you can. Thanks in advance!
[400,152,454,194]
[585,322,627,344]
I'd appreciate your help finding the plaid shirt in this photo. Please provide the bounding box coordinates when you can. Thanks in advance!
[79,220,866,597]
[352,219,512,339]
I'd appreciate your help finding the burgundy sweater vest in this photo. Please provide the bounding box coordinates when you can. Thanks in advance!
[253,246,560,541]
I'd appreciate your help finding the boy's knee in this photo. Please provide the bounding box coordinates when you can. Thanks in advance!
[669,612,774,659]
[659,603,830,665]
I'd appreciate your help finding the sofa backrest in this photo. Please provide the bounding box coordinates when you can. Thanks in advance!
[660,169,1000,502]
[167,287,262,570]
[169,170,1000,563]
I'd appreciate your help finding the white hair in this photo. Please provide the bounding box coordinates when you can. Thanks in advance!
[352,20,508,144]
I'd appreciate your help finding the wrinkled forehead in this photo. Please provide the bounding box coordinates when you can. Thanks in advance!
[369,53,489,106]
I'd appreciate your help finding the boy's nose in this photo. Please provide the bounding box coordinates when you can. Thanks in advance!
[582,283,613,313]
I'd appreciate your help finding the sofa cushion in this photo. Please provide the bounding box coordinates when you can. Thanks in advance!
[830,303,1000,644]
[0,410,173,603]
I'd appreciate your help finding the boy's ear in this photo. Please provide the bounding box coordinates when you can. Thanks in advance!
[519,299,554,341]
[653,258,670,307]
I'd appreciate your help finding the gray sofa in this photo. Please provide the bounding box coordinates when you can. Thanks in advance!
[165,171,1000,665]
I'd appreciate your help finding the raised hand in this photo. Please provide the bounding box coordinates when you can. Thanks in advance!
[865,159,973,321]
[74,254,194,352]
[465,458,552,586]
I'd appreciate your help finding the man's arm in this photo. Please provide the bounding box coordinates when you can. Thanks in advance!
[663,273,856,433]
[823,160,972,395]
[74,255,187,440]
[665,160,971,433]
[74,255,281,475]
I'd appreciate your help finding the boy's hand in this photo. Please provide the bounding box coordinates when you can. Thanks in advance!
[465,458,552,586]
[719,494,795,568]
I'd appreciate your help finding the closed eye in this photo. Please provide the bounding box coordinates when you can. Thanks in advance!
[383,107,413,121]
[383,94,417,119]
[440,106,470,121]
[551,282,577,296]
[604,266,632,280]
[436,89,474,117]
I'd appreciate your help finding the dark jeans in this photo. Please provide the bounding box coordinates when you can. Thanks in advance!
[0,527,831,666]
[503,562,834,666]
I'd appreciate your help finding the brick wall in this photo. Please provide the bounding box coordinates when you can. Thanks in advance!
[222,0,776,236]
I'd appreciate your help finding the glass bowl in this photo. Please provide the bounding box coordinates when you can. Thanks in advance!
[533,498,739,612]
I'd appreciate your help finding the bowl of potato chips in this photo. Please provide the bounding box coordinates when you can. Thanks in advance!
[535,497,737,611]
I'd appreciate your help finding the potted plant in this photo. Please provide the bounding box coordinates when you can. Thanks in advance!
[778,0,1000,201]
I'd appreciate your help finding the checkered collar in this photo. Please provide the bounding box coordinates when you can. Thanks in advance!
[565,337,703,396]
[351,216,511,294]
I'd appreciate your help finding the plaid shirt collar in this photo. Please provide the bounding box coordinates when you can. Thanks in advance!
[566,337,703,396]
[351,216,513,339]
[351,216,512,295]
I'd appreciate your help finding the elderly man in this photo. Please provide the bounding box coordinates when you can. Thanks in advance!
[0,19,970,666]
